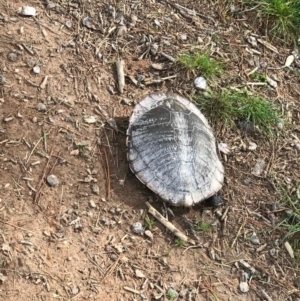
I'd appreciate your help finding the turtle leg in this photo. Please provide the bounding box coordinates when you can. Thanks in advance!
[204,194,224,207]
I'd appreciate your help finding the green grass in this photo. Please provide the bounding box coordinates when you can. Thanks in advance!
[174,238,186,247]
[275,180,300,251]
[242,0,300,43]
[249,72,267,82]
[177,52,225,78]
[76,144,87,156]
[193,89,280,135]
[166,289,178,300]
[195,221,211,232]
[144,215,155,230]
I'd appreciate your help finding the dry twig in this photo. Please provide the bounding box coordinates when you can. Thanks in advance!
[146,202,195,245]
[116,59,125,93]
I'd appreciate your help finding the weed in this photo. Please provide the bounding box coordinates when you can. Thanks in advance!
[144,215,155,230]
[76,144,86,156]
[249,72,267,82]
[242,0,300,43]
[195,221,211,232]
[166,289,178,300]
[174,238,185,247]
[279,213,300,252]
[177,52,225,78]
[273,179,300,250]
[193,89,280,135]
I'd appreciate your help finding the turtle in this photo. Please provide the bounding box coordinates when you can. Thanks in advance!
[126,92,224,207]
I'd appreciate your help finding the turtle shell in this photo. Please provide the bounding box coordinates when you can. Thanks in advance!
[127,92,224,207]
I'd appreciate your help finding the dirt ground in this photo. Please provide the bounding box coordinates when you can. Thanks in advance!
[0,0,300,300]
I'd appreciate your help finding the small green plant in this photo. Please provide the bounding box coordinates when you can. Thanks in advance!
[144,215,155,230]
[273,179,300,251]
[177,52,225,78]
[166,289,178,300]
[193,89,280,135]
[242,0,300,43]
[174,238,185,247]
[76,144,86,156]
[195,221,211,232]
[249,72,267,82]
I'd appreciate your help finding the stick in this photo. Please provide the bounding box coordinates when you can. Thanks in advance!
[144,75,177,85]
[101,147,111,199]
[34,149,54,203]
[116,59,125,93]
[123,286,141,295]
[0,220,35,233]
[25,137,43,164]
[40,76,49,89]
[145,202,195,245]
[231,219,245,248]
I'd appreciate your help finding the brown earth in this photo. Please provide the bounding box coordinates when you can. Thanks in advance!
[0,0,300,300]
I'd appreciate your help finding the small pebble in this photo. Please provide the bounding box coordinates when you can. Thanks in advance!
[132,222,144,234]
[65,21,72,28]
[244,178,251,186]
[89,199,96,208]
[19,6,36,16]
[0,75,6,85]
[91,184,100,195]
[247,36,257,47]
[251,158,265,176]
[194,76,207,90]
[179,288,189,297]
[239,272,249,293]
[145,230,153,240]
[47,174,59,187]
[7,52,18,62]
[269,248,278,258]
[284,55,294,67]
[248,141,257,151]
[277,121,284,129]
[48,117,55,124]
[32,66,40,74]
[135,269,146,278]
[150,43,158,55]
[70,286,79,295]
[180,33,187,40]
[107,118,118,131]
[131,14,138,25]
[43,231,50,237]
[153,19,161,28]
[136,74,144,82]
[266,75,277,88]
[250,232,260,245]
[36,103,47,112]
[0,273,7,284]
